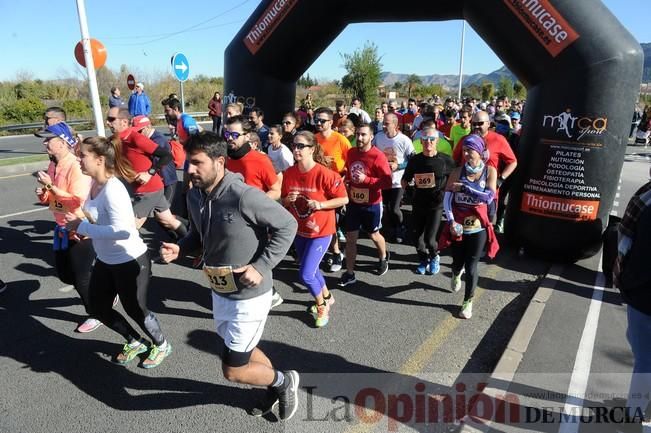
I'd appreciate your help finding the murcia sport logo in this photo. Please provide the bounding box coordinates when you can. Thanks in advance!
[542,108,607,140]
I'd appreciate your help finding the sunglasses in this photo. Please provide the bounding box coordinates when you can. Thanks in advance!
[421,136,438,141]
[293,143,314,150]
[314,118,330,124]
[223,130,242,140]
[472,121,487,126]
[106,116,117,122]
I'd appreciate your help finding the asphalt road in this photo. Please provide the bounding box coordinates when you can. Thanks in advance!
[0,168,549,433]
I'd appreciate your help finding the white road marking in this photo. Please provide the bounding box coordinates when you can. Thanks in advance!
[557,256,605,433]
[0,207,48,219]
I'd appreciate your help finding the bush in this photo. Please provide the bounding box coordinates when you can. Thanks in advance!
[62,99,91,119]
[0,97,46,124]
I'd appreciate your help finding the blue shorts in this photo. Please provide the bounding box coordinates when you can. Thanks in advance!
[346,203,382,233]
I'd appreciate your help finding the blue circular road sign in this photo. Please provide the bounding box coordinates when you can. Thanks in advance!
[171,52,190,82]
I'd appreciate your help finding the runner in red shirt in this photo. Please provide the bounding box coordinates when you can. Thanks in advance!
[338,124,393,287]
[224,115,280,200]
[282,131,348,327]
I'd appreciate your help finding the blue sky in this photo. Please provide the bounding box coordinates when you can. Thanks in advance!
[0,0,648,83]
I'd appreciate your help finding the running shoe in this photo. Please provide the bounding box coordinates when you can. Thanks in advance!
[395,225,407,244]
[416,261,428,275]
[270,290,284,309]
[428,255,441,275]
[115,339,148,365]
[277,370,300,421]
[250,387,279,417]
[337,227,346,243]
[0,279,6,294]
[314,302,330,328]
[142,341,172,369]
[338,272,356,287]
[329,252,344,273]
[76,317,102,333]
[376,251,390,276]
[460,299,473,319]
[308,293,335,314]
[451,269,464,292]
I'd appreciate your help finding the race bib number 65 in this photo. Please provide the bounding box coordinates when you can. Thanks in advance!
[203,265,238,294]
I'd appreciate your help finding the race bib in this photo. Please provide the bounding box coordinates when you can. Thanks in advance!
[49,197,70,214]
[350,186,369,204]
[414,173,436,189]
[203,265,238,294]
[462,215,482,232]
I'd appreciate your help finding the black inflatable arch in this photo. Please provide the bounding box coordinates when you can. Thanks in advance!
[225,0,643,261]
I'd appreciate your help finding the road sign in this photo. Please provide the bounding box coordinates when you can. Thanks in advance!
[74,39,107,69]
[171,52,190,82]
[127,74,136,90]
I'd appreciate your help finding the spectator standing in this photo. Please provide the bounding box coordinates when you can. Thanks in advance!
[614,168,651,427]
[109,87,126,108]
[128,83,151,117]
[208,92,223,134]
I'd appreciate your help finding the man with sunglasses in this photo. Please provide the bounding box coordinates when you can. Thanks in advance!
[453,110,517,224]
[106,107,187,241]
[314,107,351,272]
[44,106,67,127]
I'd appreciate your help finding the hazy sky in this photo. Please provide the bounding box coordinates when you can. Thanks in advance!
[1,0,648,82]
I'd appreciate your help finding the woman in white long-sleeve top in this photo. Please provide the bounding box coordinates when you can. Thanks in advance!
[65,135,171,369]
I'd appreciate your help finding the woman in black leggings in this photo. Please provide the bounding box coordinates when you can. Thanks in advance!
[65,135,171,368]
[442,134,498,319]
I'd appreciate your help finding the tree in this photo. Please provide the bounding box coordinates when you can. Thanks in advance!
[405,74,422,99]
[463,84,482,100]
[481,81,494,101]
[340,42,382,109]
[497,77,514,99]
[513,81,527,100]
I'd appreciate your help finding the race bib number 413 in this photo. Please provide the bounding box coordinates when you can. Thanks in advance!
[203,265,238,294]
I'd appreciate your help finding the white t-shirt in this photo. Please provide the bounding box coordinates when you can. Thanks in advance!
[349,107,372,124]
[372,131,415,188]
[77,176,147,265]
[266,144,294,173]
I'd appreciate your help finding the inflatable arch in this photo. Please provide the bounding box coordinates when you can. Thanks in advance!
[224,0,643,261]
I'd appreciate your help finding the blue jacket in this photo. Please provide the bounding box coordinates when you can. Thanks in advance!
[128,92,151,116]
[149,130,178,187]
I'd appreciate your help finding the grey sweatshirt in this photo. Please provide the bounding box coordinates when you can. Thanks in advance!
[178,171,297,300]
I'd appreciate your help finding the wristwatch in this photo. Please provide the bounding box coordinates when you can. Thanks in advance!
[147,167,157,176]
[45,183,53,191]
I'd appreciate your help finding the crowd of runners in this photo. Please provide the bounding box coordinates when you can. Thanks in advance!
[21,93,525,421]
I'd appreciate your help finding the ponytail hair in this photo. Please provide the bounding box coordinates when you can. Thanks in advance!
[82,135,136,183]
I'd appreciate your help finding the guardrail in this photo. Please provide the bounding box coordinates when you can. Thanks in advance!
[0,112,211,132]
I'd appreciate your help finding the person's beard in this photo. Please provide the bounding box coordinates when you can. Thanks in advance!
[191,171,217,191]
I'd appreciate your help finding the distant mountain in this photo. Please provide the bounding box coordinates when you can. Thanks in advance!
[642,42,651,82]
[383,43,651,88]
[381,66,517,90]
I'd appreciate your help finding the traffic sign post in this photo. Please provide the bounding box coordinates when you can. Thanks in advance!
[126,74,136,91]
[171,53,190,112]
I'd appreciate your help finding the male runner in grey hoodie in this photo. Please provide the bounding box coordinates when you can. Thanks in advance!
[160,131,299,421]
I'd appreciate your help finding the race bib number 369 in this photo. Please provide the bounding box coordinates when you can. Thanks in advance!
[203,265,238,294]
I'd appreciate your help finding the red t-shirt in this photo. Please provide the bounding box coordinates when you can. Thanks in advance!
[344,146,392,206]
[119,127,163,193]
[453,131,517,174]
[282,163,347,238]
[226,150,277,192]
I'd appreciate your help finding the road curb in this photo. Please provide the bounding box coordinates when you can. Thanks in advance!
[0,161,49,178]
[460,263,564,433]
